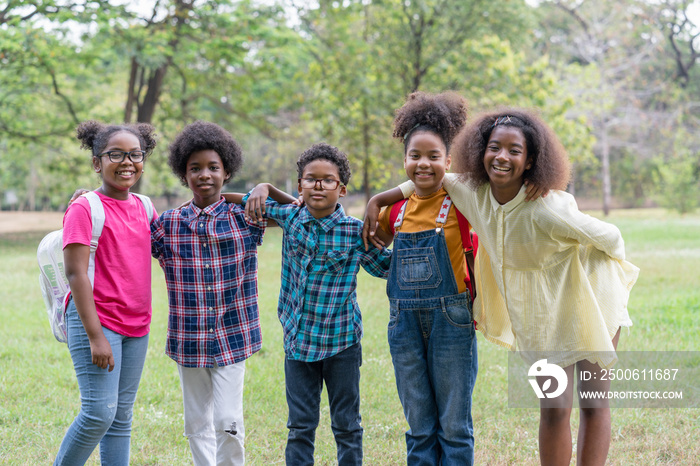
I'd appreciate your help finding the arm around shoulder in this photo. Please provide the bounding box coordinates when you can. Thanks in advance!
[362,187,405,250]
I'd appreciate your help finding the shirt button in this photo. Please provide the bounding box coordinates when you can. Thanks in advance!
[205,264,210,268]
[207,286,212,291]
[209,307,213,311]
[209,328,213,333]
[202,243,207,247]
[199,223,204,227]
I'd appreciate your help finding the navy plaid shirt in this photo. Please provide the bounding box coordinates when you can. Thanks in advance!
[264,202,391,362]
[151,197,265,367]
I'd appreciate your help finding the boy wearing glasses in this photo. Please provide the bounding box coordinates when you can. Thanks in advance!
[243,143,391,465]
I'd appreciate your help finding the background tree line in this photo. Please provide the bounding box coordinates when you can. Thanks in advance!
[1,0,698,214]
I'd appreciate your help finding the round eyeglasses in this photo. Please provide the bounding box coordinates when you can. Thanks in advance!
[298,178,343,190]
[96,150,147,163]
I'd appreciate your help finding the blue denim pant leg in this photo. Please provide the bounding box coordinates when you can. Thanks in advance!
[54,299,149,466]
[430,304,477,466]
[389,300,477,466]
[285,343,363,466]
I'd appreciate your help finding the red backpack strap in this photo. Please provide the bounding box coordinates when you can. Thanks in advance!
[455,208,473,252]
[388,199,408,235]
[455,207,478,300]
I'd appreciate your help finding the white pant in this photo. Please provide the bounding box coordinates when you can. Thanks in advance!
[178,362,246,466]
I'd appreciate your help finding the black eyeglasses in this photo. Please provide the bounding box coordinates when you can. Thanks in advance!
[298,178,343,190]
[96,150,147,163]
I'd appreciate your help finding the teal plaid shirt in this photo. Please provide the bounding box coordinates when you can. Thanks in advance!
[264,202,391,362]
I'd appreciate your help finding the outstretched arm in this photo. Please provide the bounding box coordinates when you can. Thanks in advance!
[222,193,245,204]
[362,187,404,250]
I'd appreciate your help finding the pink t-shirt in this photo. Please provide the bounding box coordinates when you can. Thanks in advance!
[63,191,156,337]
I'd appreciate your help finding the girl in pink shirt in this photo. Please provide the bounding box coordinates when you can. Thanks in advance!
[55,121,157,466]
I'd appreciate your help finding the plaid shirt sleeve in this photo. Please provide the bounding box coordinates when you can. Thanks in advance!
[151,214,165,261]
[241,192,295,226]
[260,200,296,225]
[356,239,391,279]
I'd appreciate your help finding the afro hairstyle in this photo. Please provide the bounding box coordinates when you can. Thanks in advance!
[168,121,243,186]
[393,91,468,154]
[452,107,571,191]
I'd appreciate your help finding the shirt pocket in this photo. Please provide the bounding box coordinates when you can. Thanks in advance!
[286,237,304,259]
[324,250,349,274]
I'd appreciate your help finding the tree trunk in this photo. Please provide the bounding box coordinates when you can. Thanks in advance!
[601,124,611,216]
[124,57,138,123]
[362,111,371,211]
[137,66,168,124]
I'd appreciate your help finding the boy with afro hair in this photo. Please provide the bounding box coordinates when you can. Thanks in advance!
[243,142,392,465]
[151,121,295,466]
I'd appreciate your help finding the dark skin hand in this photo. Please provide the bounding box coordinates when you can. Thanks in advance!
[221,183,299,226]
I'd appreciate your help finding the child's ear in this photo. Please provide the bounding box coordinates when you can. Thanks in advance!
[446,154,452,171]
[339,185,347,198]
[224,172,231,181]
[92,156,101,173]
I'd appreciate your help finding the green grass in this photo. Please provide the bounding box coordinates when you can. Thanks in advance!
[1,208,699,465]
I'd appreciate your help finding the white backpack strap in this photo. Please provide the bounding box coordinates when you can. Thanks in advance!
[435,195,452,232]
[393,200,408,231]
[132,193,155,223]
[83,191,105,288]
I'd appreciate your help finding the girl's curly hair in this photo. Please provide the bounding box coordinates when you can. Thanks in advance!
[296,143,351,185]
[76,120,157,157]
[452,108,571,191]
[168,121,243,186]
[393,91,468,153]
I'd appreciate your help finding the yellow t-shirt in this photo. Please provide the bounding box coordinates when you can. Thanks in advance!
[378,187,471,295]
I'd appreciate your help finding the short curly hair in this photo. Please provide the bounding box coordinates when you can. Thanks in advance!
[168,121,243,186]
[393,91,468,154]
[76,120,157,157]
[452,108,571,191]
[296,143,352,185]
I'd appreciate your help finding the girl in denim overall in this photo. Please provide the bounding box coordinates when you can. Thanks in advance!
[376,91,478,465]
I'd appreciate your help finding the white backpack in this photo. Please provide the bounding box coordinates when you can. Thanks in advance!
[37,191,154,343]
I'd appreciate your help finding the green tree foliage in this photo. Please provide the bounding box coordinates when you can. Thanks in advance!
[1,0,699,211]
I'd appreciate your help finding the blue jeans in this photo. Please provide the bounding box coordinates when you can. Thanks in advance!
[388,298,478,465]
[54,299,149,466]
[284,343,362,466]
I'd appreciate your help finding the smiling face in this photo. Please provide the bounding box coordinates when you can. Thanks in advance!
[298,159,346,219]
[93,131,144,200]
[484,125,532,204]
[185,149,230,208]
[404,130,451,197]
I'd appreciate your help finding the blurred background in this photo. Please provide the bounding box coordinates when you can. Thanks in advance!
[1,0,698,216]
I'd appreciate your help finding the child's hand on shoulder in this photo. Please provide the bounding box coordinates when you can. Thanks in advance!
[524,180,549,201]
[245,183,270,224]
[69,188,91,204]
[362,198,383,251]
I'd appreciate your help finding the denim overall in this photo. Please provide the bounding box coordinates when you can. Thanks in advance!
[387,195,478,466]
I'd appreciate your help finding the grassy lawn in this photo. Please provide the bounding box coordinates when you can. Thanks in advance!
[0,208,698,464]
